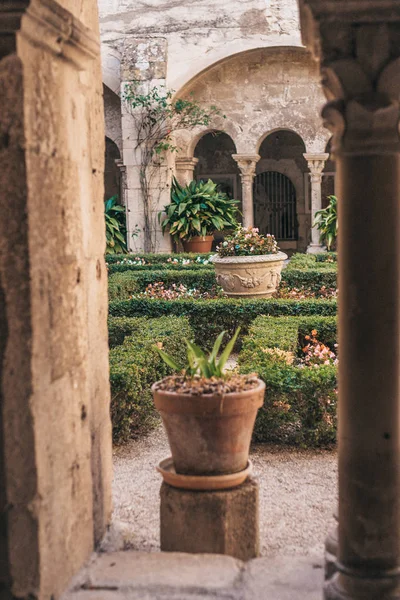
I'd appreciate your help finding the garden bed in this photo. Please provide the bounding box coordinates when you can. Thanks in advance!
[109,297,337,349]
[239,315,338,447]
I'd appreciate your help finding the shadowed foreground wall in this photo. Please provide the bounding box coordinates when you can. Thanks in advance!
[0,1,112,598]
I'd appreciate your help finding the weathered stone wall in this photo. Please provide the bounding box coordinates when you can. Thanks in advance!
[98,0,303,91]
[0,1,112,598]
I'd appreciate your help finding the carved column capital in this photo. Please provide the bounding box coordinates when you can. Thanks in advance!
[232,154,260,183]
[175,157,199,171]
[298,2,400,155]
[304,153,329,183]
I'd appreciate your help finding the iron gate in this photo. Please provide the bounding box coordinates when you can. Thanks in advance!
[253,171,298,240]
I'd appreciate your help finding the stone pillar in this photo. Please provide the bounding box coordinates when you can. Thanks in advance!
[304,153,329,253]
[160,478,259,561]
[298,3,400,598]
[0,1,112,598]
[175,156,199,186]
[232,154,260,228]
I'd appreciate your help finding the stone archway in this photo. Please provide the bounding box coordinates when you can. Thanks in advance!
[193,131,241,203]
[255,130,308,252]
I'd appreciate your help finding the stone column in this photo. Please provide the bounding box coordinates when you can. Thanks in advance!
[0,1,112,597]
[298,3,400,599]
[232,154,260,228]
[304,153,329,253]
[175,156,199,186]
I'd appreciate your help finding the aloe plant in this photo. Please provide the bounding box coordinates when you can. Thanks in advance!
[159,177,239,242]
[156,328,240,378]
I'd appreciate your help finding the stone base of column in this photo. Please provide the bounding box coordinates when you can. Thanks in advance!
[306,243,326,254]
[160,477,259,561]
[324,572,400,599]
[325,527,338,580]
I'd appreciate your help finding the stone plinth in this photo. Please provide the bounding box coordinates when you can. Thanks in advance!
[160,477,259,561]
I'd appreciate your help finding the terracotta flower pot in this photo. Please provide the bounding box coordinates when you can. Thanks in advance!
[152,379,265,476]
[182,235,214,253]
[212,252,288,298]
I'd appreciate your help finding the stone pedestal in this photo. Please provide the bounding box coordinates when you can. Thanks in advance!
[160,478,259,561]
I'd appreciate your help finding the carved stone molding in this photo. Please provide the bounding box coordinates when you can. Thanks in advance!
[232,154,260,183]
[304,153,329,183]
[298,1,400,155]
[175,157,199,171]
[0,0,99,68]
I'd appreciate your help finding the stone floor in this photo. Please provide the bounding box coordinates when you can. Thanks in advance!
[109,425,337,558]
[63,550,325,599]
[63,423,336,599]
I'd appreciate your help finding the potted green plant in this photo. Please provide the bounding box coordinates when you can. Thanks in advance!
[159,177,239,253]
[212,226,287,298]
[152,328,264,477]
[105,195,128,255]
[313,195,338,251]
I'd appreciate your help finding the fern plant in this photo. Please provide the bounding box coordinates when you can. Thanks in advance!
[105,195,128,255]
[313,195,338,251]
[157,328,240,378]
[159,177,239,242]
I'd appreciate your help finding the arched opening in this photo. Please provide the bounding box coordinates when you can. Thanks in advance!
[104,136,121,201]
[254,171,297,240]
[254,130,308,251]
[193,131,241,202]
[322,137,336,207]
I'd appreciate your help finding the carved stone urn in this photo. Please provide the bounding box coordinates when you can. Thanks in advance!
[212,252,287,298]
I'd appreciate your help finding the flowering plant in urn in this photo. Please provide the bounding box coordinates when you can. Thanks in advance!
[212,226,287,298]
[216,226,278,257]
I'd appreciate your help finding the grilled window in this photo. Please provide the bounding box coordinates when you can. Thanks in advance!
[253,171,298,241]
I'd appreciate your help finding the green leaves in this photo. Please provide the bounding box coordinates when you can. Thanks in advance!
[159,177,239,242]
[313,195,338,251]
[105,196,128,255]
[155,328,241,379]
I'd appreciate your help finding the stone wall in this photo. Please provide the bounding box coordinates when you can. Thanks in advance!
[0,1,112,598]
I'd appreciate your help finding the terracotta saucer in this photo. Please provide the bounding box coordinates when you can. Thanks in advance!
[156,457,252,491]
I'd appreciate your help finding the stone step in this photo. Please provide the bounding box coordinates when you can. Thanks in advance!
[63,551,324,600]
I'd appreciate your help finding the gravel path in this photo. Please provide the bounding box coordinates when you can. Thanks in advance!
[112,424,337,557]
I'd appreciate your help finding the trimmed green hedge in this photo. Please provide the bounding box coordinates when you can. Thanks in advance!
[108,269,217,301]
[286,253,337,271]
[239,315,337,447]
[106,252,213,264]
[108,297,337,348]
[109,316,192,443]
[281,269,337,292]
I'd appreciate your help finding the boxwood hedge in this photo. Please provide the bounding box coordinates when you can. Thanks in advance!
[108,297,337,349]
[109,316,192,443]
[239,315,337,447]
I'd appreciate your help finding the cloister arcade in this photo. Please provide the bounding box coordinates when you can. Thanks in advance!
[103,45,335,253]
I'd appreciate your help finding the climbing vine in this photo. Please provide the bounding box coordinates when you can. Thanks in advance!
[124,83,223,252]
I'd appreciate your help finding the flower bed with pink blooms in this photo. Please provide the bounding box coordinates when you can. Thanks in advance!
[239,315,338,447]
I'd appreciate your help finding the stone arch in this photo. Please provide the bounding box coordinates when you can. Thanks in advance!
[177,46,328,158]
[101,45,121,96]
[255,129,309,252]
[170,42,303,93]
[103,84,122,154]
